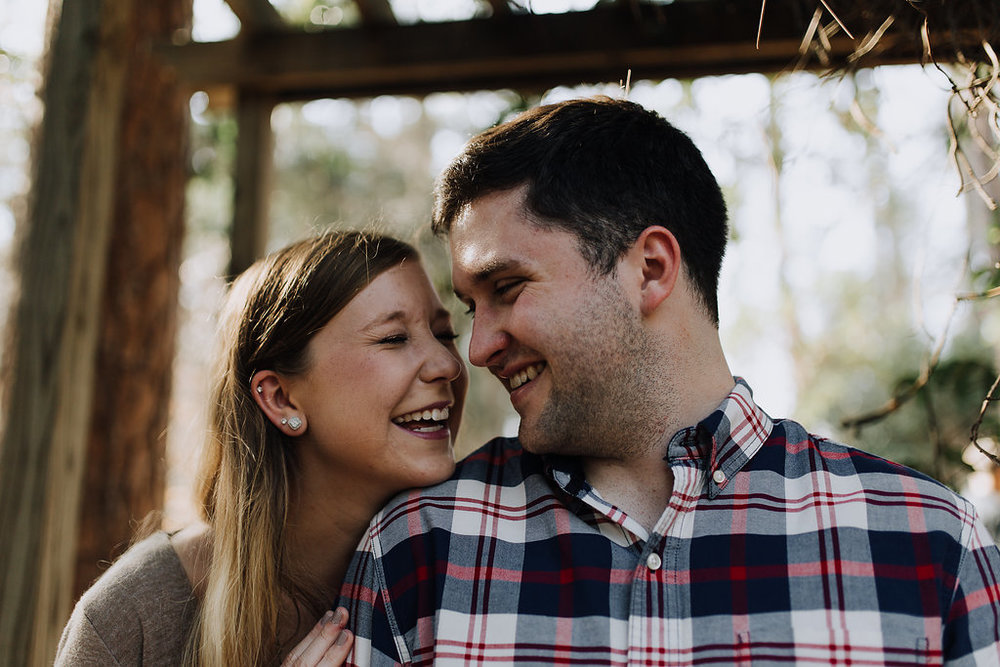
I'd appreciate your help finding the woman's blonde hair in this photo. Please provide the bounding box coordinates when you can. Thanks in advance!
[186,230,417,666]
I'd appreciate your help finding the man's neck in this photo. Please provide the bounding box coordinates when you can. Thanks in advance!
[583,453,675,533]
[579,369,735,533]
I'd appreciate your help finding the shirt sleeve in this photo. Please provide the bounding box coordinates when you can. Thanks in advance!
[340,518,410,666]
[943,500,1000,665]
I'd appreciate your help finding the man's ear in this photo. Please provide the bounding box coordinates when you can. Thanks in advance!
[250,370,308,436]
[631,226,681,317]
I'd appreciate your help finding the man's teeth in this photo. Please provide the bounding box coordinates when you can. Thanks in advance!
[509,363,543,390]
[392,406,450,424]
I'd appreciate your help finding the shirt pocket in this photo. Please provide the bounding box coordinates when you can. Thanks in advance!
[734,625,935,666]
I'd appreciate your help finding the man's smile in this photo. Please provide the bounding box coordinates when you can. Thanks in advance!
[503,362,547,391]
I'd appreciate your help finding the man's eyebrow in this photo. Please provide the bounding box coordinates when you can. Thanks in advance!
[472,259,522,283]
[453,258,519,300]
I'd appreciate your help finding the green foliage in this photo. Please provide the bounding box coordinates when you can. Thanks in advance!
[186,105,237,248]
[837,356,998,489]
[270,0,362,28]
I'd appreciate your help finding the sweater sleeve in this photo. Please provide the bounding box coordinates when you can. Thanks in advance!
[55,603,128,666]
[54,533,195,666]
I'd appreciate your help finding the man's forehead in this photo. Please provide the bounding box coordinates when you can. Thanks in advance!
[449,234,508,283]
[448,203,516,271]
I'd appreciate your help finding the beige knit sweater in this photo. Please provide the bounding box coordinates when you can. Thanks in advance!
[56,531,196,665]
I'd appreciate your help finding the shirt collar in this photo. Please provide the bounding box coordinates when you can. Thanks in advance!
[675,377,774,499]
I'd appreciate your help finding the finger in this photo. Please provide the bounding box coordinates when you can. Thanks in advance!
[289,608,348,666]
[316,628,353,666]
[281,610,333,665]
[282,611,329,664]
[282,608,347,666]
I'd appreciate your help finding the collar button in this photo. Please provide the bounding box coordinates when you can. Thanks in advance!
[646,553,662,571]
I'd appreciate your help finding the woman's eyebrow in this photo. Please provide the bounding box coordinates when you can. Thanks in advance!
[362,310,406,331]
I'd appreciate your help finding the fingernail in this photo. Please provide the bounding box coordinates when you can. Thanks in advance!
[320,610,334,625]
[332,608,345,625]
[336,629,350,646]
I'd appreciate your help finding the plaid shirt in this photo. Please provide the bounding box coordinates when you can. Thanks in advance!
[340,380,1000,666]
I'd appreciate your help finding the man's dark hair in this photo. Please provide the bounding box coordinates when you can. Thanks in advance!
[432,96,728,324]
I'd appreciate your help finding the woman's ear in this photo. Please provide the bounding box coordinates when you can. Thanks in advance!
[250,370,308,436]
[632,226,681,317]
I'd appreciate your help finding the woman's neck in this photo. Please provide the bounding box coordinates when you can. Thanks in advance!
[277,479,385,649]
[169,522,211,597]
[283,444,394,597]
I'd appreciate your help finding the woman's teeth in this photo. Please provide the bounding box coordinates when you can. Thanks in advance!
[509,363,543,390]
[392,406,450,425]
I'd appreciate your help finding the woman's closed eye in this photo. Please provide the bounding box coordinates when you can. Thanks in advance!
[378,333,408,345]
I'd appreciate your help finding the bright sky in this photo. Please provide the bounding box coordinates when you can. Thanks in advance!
[0,0,46,56]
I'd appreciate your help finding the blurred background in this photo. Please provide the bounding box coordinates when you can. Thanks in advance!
[4,0,998,550]
[2,0,1000,662]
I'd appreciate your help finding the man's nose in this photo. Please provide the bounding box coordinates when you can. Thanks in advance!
[466,309,510,369]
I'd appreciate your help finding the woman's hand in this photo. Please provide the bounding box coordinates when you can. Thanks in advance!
[281,607,353,666]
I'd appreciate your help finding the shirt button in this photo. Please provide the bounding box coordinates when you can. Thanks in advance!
[712,469,727,484]
[646,553,662,571]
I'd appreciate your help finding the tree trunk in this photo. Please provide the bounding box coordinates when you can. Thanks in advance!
[73,0,192,599]
[0,0,190,663]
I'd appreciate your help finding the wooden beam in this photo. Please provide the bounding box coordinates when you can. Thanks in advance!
[228,91,275,277]
[485,0,511,17]
[160,1,995,101]
[224,0,284,33]
[355,0,397,26]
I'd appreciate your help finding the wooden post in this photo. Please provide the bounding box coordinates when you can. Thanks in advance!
[0,0,191,663]
[229,90,274,277]
[0,0,128,663]
[73,0,191,600]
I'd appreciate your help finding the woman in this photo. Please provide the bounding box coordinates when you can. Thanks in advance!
[56,230,467,665]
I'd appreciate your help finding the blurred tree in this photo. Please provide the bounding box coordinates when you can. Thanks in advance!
[0,0,191,663]
[73,0,193,601]
[752,71,1000,495]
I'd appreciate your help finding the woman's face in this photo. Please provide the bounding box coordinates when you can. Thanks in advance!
[286,259,467,499]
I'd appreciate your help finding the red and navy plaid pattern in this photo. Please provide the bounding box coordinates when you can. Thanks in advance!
[340,380,1000,666]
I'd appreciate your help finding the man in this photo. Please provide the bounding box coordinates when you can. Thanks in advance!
[340,97,1000,665]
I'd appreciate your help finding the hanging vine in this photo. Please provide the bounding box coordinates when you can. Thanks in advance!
[757,0,1000,464]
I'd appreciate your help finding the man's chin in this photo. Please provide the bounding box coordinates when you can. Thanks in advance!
[516,423,561,456]
[516,423,541,451]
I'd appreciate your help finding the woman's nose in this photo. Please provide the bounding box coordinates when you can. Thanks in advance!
[422,337,464,383]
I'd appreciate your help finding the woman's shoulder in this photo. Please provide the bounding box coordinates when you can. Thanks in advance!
[55,531,197,665]
[83,531,192,602]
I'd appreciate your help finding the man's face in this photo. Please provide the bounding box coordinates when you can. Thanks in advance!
[450,187,658,458]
